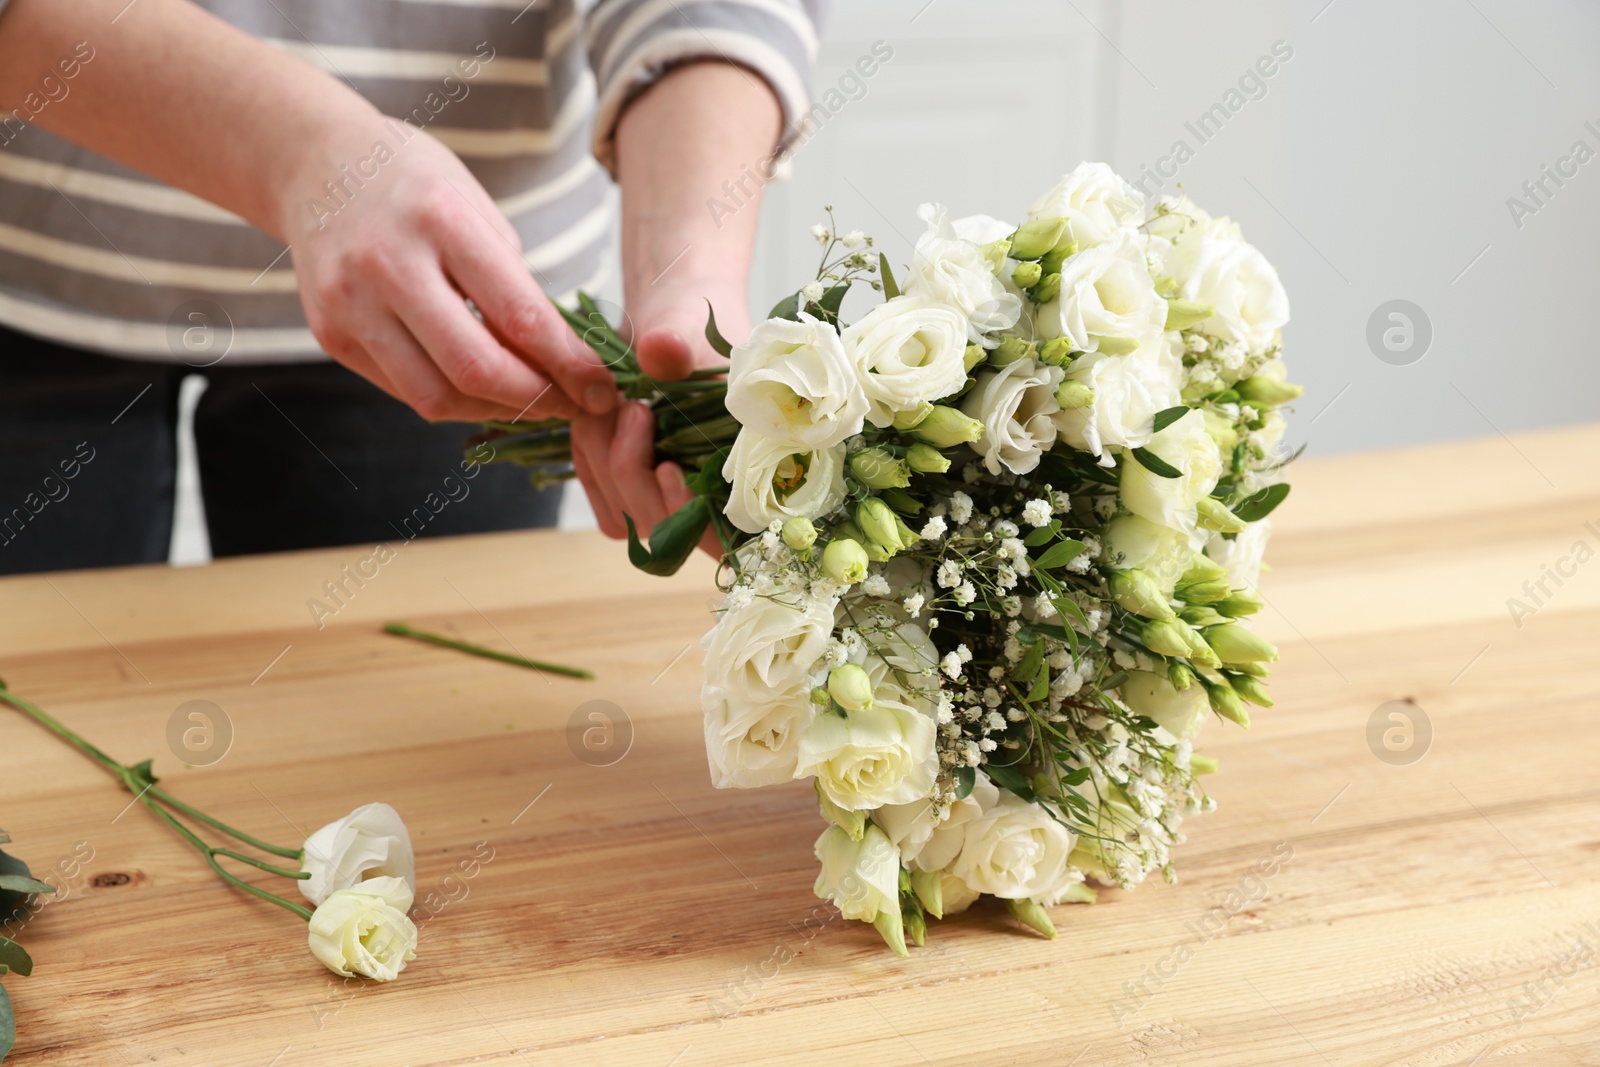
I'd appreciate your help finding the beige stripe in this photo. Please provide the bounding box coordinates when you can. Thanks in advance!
[263,38,548,86]
[498,154,601,218]
[0,289,322,359]
[0,154,244,225]
[0,220,299,292]
[524,199,610,272]
[596,0,815,82]
[428,71,594,157]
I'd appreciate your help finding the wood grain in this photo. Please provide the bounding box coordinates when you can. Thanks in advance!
[2,424,1598,1066]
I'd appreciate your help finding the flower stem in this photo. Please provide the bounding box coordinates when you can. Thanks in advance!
[148,785,304,859]
[382,622,594,679]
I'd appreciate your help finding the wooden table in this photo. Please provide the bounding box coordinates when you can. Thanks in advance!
[3,424,1599,1066]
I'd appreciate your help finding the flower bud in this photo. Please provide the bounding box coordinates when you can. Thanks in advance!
[1009,217,1068,260]
[1202,408,1239,451]
[1179,604,1229,628]
[1142,618,1197,659]
[781,516,817,552]
[1216,590,1264,617]
[1109,569,1175,620]
[1011,261,1043,288]
[1235,375,1304,407]
[990,336,1036,367]
[1031,272,1061,303]
[1055,380,1093,411]
[963,343,987,371]
[850,447,911,489]
[815,779,867,839]
[1207,681,1250,726]
[892,513,920,547]
[1168,662,1196,691]
[1006,897,1057,939]
[857,498,906,553]
[1039,337,1076,366]
[822,538,869,584]
[827,663,875,711]
[978,237,1011,273]
[1189,753,1220,774]
[881,488,923,515]
[1091,334,1139,356]
[913,406,984,448]
[1196,497,1246,533]
[1228,672,1275,708]
[1176,554,1232,604]
[1204,623,1279,665]
[891,400,934,431]
[909,867,944,919]
[1163,298,1213,331]
[905,442,950,474]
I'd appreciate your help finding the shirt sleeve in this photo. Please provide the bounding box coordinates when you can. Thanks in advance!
[584,0,827,177]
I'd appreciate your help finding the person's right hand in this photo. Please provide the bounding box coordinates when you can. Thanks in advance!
[276,119,616,423]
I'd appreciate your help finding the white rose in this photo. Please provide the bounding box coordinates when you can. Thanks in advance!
[814,822,902,924]
[307,875,418,982]
[725,312,869,448]
[298,803,416,906]
[951,793,1076,900]
[1037,227,1167,354]
[1102,513,1191,590]
[876,772,998,871]
[904,202,1022,344]
[1158,201,1288,352]
[950,213,1015,245]
[702,591,836,707]
[1051,333,1183,462]
[721,429,847,534]
[961,357,1064,476]
[1206,518,1272,591]
[841,294,971,425]
[1120,409,1222,532]
[702,684,816,788]
[1028,161,1147,249]
[1121,670,1210,740]
[796,696,937,810]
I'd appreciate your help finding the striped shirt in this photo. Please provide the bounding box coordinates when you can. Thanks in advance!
[0,0,820,363]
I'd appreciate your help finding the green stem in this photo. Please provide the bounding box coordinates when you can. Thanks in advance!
[211,848,312,880]
[148,785,304,859]
[382,622,594,679]
[0,687,122,774]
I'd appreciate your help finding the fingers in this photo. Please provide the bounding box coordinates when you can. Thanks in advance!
[633,325,696,382]
[571,406,624,538]
[344,314,530,423]
[573,400,675,541]
[439,227,617,414]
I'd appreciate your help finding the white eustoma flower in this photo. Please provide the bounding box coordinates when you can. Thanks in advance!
[1120,670,1210,740]
[951,793,1077,900]
[1037,227,1167,354]
[1102,513,1191,591]
[702,684,817,788]
[1156,197,1288,352]
[961,357,1064,476]
[1120,409,1223,532]
[720,429,847,534]
[298,803,416,906]
[725,312,869,448]
[949,213,1015,246]
[702,591,836,707]
[1028,161,1147,250]
[1052,334,1184,462]
[813,822,902,923]
[796,698,937,810]
[903,203,1022,344]
[841,294,971,425]
[307,875,418,982]
[1206,518,1273,591]
[876,772,998,870]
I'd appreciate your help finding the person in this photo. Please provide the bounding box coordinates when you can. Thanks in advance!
[0,0,822,574]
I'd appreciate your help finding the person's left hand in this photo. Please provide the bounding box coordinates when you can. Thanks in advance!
[570,278,743,549]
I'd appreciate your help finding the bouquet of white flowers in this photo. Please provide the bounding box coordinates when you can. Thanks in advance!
[482,162,1300,954]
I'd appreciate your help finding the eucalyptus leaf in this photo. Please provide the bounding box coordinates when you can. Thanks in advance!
[1131,447,1182,479]
[878,253,899,299]
[815,282,850,318]
[0,877,51,897]
[1023,520,1061,547]
[0,939,30,979]
[1033,539,1087,570]
[624,496,712,577]
[766,291,801,321]
[0,853,42,925]
[703,301,733,358]
[984,764,1035,801]
[1062,766,1092,786]
[954,766,976,800]
[1,982,14,1063]
[1233,482,1290,523]
[1151,406,1191,433]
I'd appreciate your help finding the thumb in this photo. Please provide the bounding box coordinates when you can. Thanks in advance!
[633,323,697,382]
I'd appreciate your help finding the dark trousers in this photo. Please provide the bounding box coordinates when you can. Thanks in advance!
[0,325,560,575]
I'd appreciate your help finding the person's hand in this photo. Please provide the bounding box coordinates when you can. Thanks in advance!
[570,278,740,545]
[276,120,616,423]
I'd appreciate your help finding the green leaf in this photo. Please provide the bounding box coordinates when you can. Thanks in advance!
[0,877,51,897]
[1023,520,1061,547]
[954,766,976,800]
[1233,482,1290,523]
[0,852,44,925]
[624,496,712,577]
[683,447,731,497]
[703,301,733,358]
[1033,539,1086,570]
[2,982,14,1063]
[0,939,31,979]
[1130,447,1182,479]
[1061,766,1092,786]
[1016,640,1044,689]
[985,764,1035,801]
[815,282,850,319]
[767,291,801,321]
[878,253,900,299]
[127,759,158,790]
[1014,627,1040,646]
[1027,666,1050,703]
[1151,406,1191,433]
